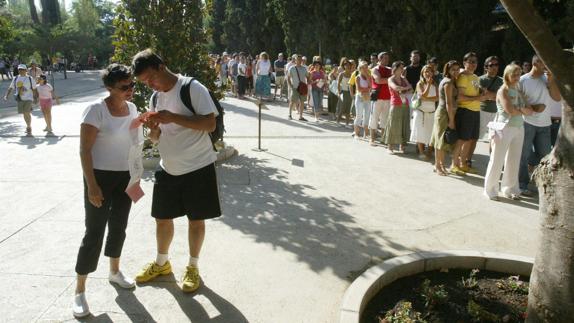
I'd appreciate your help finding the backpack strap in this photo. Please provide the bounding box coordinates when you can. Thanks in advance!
[179,77,197,114]
[150,91,158,110]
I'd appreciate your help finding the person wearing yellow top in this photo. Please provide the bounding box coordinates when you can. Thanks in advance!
[452,52,489,175]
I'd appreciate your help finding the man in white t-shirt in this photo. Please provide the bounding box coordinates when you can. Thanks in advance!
[3,64,37,136]
[517,55,561,196]
[131,49,220,293]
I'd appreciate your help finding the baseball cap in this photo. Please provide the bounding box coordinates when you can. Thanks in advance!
[18,64,27,70]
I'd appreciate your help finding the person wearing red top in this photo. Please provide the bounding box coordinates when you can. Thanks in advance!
[383,61,413,154]
[369,52,392,145]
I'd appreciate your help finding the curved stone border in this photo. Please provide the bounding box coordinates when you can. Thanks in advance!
[339,250,534,323]
[216,144,237,162]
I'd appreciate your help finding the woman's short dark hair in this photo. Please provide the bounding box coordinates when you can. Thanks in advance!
[132,48,165,76]
[101,63,132,88]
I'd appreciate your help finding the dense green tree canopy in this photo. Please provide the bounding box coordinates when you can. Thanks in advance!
[112,0,218,110]
[2,0,115,67]
[207,0,574,67]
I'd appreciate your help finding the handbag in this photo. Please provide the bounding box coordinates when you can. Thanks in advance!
[370,87,381,101]
[295,67,308,96]
[444,127,458,145]
[329,80,338,95]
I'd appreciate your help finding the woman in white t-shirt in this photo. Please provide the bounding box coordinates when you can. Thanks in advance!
[36,74,59,134]
[255,51,272,99]
[72,64,140,319]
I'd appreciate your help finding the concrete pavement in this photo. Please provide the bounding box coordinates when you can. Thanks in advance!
[0,75,540,322]
[0,70,104,118]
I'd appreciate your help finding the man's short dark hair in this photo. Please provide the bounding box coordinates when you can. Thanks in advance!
[102,63,132,88]
[484,56,499,67]
[427,57,438,64]
[463,52,478,62]
[370,53,378,58]
[378,52,389,59]
[411,50,421,56]
[132,49,164,76]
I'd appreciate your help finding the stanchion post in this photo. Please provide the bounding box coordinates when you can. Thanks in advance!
[252,99,267,152]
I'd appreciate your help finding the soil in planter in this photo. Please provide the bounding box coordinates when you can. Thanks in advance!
[361,269,528,323]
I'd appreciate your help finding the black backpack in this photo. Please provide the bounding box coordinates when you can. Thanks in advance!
[151,77,225,147]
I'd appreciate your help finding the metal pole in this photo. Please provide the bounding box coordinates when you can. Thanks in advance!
[252,100,267,152]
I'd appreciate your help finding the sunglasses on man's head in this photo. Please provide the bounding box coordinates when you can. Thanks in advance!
[116,81,136,91]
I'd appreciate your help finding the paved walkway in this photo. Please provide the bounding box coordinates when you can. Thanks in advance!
[0,76,540,322]
[0,70,104,118]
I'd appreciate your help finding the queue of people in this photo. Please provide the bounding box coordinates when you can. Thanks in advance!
[212,49,563,201]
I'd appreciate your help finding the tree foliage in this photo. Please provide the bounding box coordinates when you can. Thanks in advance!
[112,0,218,111]
[209,0,573,66]
[3,0,115,67]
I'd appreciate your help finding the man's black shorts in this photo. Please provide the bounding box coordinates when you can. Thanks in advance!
[455,107,480,140]
[152,163,221,220]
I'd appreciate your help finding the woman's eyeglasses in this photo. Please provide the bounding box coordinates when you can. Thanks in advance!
[487,63,499,67]
[116,81,136,91]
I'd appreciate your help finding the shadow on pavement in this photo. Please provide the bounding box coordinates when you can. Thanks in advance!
[136,273,248,322]
[218,154,411,280]
[223,101,352,135]
[111,284,157,322]
[75,313,113,323]
[6,134,65,149]
[0,120,20,136]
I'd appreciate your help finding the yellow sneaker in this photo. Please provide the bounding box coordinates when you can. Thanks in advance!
[135,261,172,283]
[461,166,479,174]
[182,265,201,293]
[449,166,466,176]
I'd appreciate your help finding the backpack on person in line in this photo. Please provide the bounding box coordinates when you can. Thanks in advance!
[12,76,35,102]
[151,77,225,148]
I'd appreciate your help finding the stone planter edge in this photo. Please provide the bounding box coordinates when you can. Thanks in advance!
[339,250,534,323]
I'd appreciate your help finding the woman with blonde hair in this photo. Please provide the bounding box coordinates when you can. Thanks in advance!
[384,61,412,153]
[410,65,438,159]
[353,61,372,138]
[255,52,272,99]
[483,64,533,200]
[430,60,460,175]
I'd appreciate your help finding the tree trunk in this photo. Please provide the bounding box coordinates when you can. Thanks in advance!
[41,0,61,26]
[28,0,40,24]
[500,1,574,322]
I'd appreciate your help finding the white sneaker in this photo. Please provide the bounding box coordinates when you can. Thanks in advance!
[109,271,135,289]
[72,292,90,318]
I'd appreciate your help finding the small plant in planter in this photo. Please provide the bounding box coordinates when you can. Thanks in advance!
[467,299,500,322]
[419,279,449,309]
[496,275,529,295]
[461,268,480,289]
[143,138,160,158]
[378,301,426,323]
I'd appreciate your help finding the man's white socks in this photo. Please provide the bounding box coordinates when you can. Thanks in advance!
[156,253,169,266]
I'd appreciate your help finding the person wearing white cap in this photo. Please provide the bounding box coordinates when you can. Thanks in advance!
[3,64,38,136]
